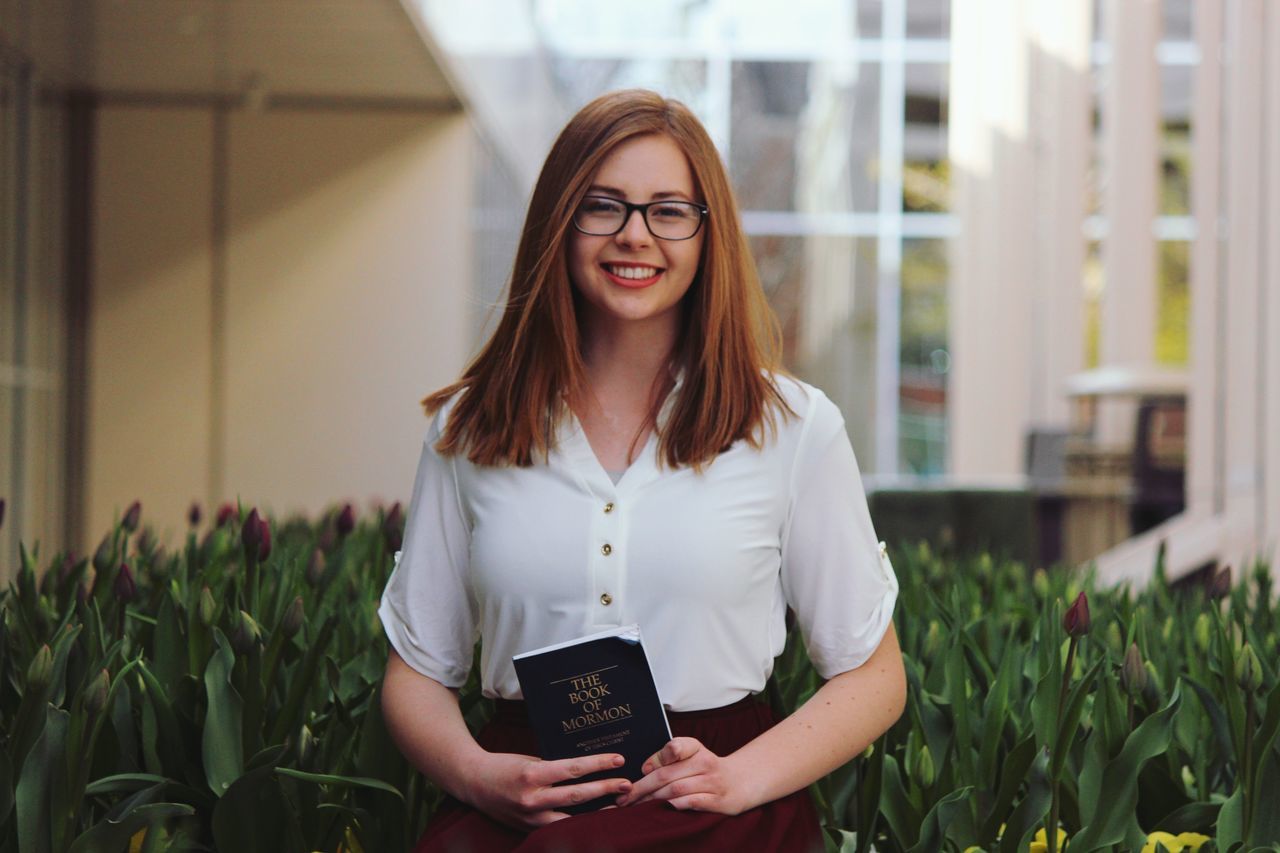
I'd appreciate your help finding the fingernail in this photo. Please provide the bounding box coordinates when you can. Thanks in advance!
[613,755,624,767]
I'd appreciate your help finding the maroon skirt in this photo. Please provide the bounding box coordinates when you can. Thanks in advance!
[414,696,824,853]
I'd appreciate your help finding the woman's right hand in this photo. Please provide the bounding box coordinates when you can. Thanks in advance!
[463,751,632,829]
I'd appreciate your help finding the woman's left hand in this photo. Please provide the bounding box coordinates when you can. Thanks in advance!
[615,737,753,815]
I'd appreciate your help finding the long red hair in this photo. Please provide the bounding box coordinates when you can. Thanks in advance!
[423,89,790,469]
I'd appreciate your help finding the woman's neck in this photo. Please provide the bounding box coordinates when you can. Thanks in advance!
[578,316,678,400]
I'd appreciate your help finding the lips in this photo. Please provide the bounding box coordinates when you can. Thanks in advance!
[601,262,664,288]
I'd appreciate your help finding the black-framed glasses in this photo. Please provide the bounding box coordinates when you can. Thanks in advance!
[572,195,709,241]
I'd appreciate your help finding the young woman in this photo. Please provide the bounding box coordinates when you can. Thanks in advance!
[379,89,905,852]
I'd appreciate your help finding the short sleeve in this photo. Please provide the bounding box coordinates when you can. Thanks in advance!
[377,405,477,687]
[780,392,899,679]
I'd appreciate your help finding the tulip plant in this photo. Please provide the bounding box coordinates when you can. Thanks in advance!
[1,505,1278,852]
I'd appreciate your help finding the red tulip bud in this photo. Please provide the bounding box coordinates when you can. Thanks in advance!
[114,563,137,603]
[242,508,263,561]
[188,502,202,527]
[336,503,356,538]
[281,596,304,639]
[215,502,236,528]
[257,516,271,562]
[122,501,142,533]
[383,502,403,551]
[1063,591,1091,637]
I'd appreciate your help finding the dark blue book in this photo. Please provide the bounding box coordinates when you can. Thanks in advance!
[513,624,671,814]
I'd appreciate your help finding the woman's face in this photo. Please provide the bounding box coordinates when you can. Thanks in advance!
[567,133,705,336]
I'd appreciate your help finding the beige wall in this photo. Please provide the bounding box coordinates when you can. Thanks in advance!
[88,108,216,541]
[87,105,472,543]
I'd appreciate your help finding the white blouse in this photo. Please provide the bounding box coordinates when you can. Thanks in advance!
[378,375,898,712]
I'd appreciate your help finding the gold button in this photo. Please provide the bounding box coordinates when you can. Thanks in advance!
[600,593,613,606]
[603,502,614,514]
[601,543,612,556]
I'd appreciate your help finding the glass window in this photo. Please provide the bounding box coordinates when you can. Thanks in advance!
[1161,0,1193,42]
[906,0,950,40]
[1156,240,1189,365]
[730,60,880,213]
[903,63,948,212]
[1083,240,1103,368]
[900,238,947,475]
[749,233,879,466]
[548,57,709,118]
[1160,63,1192,216]
[857,0,883,38]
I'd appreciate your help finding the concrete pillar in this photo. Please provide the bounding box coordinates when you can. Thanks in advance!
[948,0,1035,478]
[1187,1,1223,518]
[1028,0,1091,427]
[1097,0,1161,445]
[1220,0,1264,558]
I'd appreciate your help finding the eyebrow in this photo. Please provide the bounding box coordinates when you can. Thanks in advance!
[586,184,695,202]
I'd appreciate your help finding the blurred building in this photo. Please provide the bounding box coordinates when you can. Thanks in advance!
[1,0,1276,583]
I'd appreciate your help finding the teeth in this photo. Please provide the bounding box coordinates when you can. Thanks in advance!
[606,264,659,280]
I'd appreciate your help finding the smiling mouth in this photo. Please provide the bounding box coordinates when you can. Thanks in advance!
[601,263,664,287]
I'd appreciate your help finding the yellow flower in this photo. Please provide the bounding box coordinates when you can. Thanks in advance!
[962,847,985,853]
[128,829,147,853]
[1029,827,1068,852]
[1141,830,1211,852]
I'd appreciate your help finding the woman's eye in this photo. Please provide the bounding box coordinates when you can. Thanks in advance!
[581,199,622,214]
[652,204,694,220]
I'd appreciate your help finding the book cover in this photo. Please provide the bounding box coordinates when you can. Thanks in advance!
[512,624,672,814]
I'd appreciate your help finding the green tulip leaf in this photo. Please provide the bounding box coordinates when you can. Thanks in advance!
[212,765,303,853]
[998,745,1051,853]
[1071,682,1183,851]
[275,767,404,799]
[908,785,975,853]
[84,773,170,796]
[67,802,194,853]
[202,629,244,797]
[16,705,69,853]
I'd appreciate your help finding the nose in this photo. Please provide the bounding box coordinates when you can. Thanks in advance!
[615,208,651,246]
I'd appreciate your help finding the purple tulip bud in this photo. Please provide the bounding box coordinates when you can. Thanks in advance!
[122,501,142,533]
[1208,565,1232,601]
[216,502,236,528]
[336,503,356,538]
[114,563,137,603]
[1063,591,1091,638]
[135,528,153,555]
[76,580,89,607]
[383,501,404,552]
[188,502,202,527]
[281,596,304,639]
[0,497,6,532]
[318,526,335,552]
[57,553,78,585]
[92,534,113,575]
[305,548,326,587]
[242,508,262,561]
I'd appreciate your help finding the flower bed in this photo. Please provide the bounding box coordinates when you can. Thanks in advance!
[0,503,1276,851]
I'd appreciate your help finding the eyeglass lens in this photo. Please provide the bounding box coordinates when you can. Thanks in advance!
[574,197,704,240]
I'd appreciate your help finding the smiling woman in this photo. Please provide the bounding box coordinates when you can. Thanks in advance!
[379,89,905,853]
